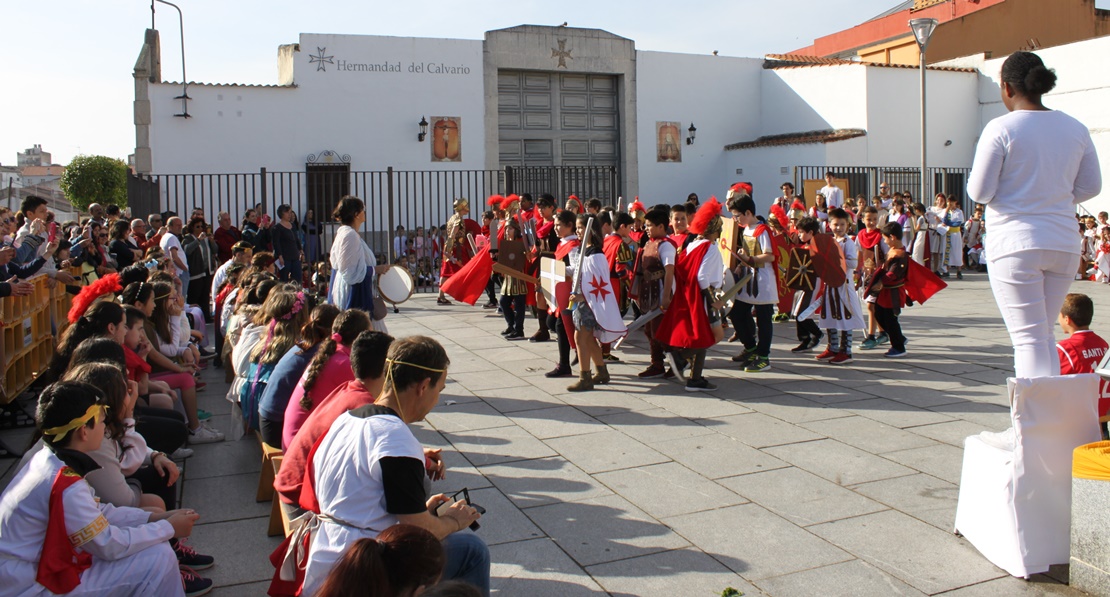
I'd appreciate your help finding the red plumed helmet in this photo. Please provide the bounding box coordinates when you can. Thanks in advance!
[791,199,807,212]
[68,273,123,324]
[500,195,520,212]
[770,204,789,230]
[727,182,753,201]
[688,197,723,235]
[487,194,505,207]
[628,200,646,214]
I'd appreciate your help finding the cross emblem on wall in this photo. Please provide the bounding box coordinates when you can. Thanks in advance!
[309,47,334,72]
[551,39,573,69]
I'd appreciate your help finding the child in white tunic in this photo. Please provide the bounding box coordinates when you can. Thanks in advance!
[816,209,867,363]
[0,382,194,597]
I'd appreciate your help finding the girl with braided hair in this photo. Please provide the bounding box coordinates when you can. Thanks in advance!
[281,309,371,449]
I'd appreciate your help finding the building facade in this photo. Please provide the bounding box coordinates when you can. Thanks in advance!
[134,22,1108,226]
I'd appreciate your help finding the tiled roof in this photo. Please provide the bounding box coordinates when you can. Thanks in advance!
[159,81,297,88]
[20,166,65,176]
[725,129,867,151]
[763,53,977,73]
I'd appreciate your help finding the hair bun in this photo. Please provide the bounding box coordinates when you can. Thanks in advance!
[1024,64,1057,96]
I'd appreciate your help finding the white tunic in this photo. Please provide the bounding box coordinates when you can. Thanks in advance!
[0,449,181,597]
[301,411,425,596]
[735,228,776,305]
[817,236,866,332]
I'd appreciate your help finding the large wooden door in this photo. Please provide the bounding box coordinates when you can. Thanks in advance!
[498,71,619,169]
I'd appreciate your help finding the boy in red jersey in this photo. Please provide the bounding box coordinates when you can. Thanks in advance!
[1057,293,1110,437]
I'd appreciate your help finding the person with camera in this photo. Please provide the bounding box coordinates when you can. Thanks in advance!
[285,336,490,597]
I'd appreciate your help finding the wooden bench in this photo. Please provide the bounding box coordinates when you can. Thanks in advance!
[257,432,282,502]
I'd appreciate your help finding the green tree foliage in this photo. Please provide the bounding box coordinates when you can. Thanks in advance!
[59,155,128,211]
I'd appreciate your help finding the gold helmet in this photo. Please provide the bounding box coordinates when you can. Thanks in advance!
[453,197,469,213]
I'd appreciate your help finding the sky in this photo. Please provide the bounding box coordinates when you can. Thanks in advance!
[4,0,1108,169]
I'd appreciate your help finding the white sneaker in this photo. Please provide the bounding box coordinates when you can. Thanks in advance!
[188,425,224,444]
[171,447,195,460]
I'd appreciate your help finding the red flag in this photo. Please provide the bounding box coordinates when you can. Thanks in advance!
[37,467,93,594]
[440,249,493,305]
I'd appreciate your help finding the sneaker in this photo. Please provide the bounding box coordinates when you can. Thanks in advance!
[180,566,213,596]
[731,347,757,363]
[638,365,666,379]
[496,307,503,315]
[830,351,853,365]
[663,369,675,380]
[685,378,717,392]
[500,327,514,336]
[198,348,217,361]
[194,381,207,391]
[876,332,890,345]
[744,356,771,373]
[790,340,812,353]
[175,540,215,571]
[772,312,790,322]
[815,348,837,361]
[665,352,686,382]
[806,334,824,350]
[884,348,907,358]
[956,270,963,280]
[860,336,879,350]
[505,331,524,340]
[602,353,621,363]
[529,330,551,343]
[483,301,498,309]
[170,447,195,460]
[188,424,224,445]
[196,409,212,421]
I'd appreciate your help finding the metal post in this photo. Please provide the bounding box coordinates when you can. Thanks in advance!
[919,51,927,205]
[259,168,267,212]
[387,166,395,263]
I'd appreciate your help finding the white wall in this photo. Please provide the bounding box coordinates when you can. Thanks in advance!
[865,67,978,168]
[978,36,1110,214]
[635,51,763,204]
[149,33,486,174]
[760,65,868,136]
[725,143,829,210]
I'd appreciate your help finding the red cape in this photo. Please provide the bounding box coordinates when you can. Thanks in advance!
[441,248,493,305]
[38,467,92,594]
[905,258,947,305]
[553,239,581,349]
[603,235,624,304]
[655,241,715,349]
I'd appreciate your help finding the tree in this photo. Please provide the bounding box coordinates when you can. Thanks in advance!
[59,155,128,211]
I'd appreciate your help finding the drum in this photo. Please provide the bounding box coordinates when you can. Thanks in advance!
[377,265,415,305]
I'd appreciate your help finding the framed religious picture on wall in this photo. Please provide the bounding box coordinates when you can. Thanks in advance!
[656,121,681,163]
[431,116,462,162]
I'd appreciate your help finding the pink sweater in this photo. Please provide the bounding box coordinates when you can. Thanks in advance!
[281,344,354,450]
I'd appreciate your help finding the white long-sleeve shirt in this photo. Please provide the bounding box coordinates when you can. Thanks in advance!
[967,109,1102,259]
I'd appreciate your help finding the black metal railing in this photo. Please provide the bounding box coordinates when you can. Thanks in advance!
[128,165,617,292]
[793,166,973,212]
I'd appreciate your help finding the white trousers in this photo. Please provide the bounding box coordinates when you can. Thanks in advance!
[0,541,182,597]
[988,250,1079,379]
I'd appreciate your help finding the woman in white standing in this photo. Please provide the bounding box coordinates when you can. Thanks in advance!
[329,196,390,332]
[968,51,1102,379]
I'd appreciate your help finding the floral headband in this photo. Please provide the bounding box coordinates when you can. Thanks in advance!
[282,292,306,320]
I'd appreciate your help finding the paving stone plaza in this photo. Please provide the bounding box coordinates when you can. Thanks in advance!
[1,271,1101,596]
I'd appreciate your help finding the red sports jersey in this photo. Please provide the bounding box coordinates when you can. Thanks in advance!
[1057,330,1110,416]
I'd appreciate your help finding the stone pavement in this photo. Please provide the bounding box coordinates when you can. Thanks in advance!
[1,271,1104,595]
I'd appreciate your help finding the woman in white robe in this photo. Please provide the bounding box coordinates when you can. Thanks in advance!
[328,196,389,332]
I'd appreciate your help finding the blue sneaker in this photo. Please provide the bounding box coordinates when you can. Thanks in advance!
[860,336,879,350]
[884,348,907,358]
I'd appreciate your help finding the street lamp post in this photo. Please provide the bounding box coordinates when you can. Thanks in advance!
[910,17,938,204]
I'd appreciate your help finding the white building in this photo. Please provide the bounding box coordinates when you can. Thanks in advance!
[134,24,1108,227]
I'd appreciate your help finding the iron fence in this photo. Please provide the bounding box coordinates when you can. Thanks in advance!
[793,166,974,212]
[129,165,617,292]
